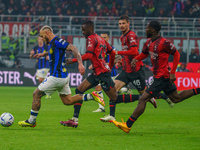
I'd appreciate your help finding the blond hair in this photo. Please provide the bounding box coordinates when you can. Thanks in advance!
[40,25,53,32]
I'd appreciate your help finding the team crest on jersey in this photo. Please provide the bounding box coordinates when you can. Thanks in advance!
[130,37,136,43]
[62,67,67,72]
[43,50,46,53]
[87,41,92,47]
[49,48,53,54]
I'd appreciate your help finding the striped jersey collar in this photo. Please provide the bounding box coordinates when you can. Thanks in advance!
[50,36,57,44]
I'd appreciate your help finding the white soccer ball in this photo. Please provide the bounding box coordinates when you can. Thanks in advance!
[0,112,14,127]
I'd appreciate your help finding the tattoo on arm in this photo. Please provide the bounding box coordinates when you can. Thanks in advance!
[67,43,83,64]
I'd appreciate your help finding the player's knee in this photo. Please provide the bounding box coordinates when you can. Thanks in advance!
[75,88,83,94]
[33,89,41,98]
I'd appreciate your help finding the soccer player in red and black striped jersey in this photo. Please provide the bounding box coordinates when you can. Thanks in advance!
[100,15,173,122]
[112,20,200,133]
[60,21,117,127]
[61,21,144,127]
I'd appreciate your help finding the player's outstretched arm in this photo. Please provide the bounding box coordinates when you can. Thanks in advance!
[169,50,180,84]
[33,52,48,58]
[131,52,149,67]
[66,44,82,64]
[66,43,85,75]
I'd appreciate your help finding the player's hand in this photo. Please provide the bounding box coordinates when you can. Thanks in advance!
[46,56,49,60]
[78,64,85,75]
[88,64,93,70]
[33,53,42,58]
[30,50,34,58]
[131,59,138,67]
[65,58,73,65]
[169,74,176,84]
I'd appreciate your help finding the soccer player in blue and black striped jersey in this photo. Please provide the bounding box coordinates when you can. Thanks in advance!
[30,36,51,98]
[30,36,50,84]
[18,25,105,127]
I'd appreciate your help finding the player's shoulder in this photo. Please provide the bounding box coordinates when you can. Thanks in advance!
[87,34,96,42]
[162,37,171,43]
[54,37,68,46]
[128,30,137,37]
[129,30,136,35]
[88,33,97,39]
[160,37,173,46]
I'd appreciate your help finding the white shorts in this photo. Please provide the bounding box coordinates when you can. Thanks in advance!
[36,68,50,79]
[38,76,71,96]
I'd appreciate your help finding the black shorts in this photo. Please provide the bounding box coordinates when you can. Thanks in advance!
[146,77,177,97]
[115,67,146,91]
[87,72,115,92]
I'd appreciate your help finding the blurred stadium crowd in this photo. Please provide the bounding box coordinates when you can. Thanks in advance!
[0,0,200,69]
[0,0,199,19]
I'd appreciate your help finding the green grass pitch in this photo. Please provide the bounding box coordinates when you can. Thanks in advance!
[0,86,200,150]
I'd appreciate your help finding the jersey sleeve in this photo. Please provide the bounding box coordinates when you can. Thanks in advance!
[128,33,138,47]
[85,37,96,54]
[142,40,149,54]
[55,39,69,50]
[105,41,113,53]
[163,40,177,54]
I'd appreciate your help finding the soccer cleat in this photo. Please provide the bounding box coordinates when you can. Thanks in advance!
[45,95,51,99]
[18,120,36,127]
[112,119,131,133]
[149,97,157,108]
[100,114,115,122]
[92,108,105,113]
[60,118,78,128]
[91,91,105,106]
[165,98,174,108]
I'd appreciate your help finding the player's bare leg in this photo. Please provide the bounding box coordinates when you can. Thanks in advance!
[168,89,196,103]
[112,91,152,132]
[138,89,157,108]
[18,88,45,127]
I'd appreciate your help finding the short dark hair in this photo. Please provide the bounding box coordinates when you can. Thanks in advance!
[82,20,94,29]
[118,15,129,23]
[101,32,109,36]
[149,21,161,32]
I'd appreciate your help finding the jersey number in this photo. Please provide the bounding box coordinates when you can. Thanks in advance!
[98,44,106,59]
